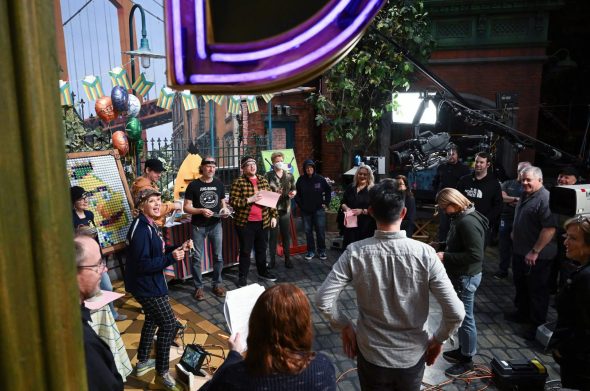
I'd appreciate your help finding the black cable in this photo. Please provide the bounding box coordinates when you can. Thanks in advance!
[63,0,94,27]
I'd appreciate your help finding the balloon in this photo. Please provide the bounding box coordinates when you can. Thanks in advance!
[95,96,117,122]
[111,131,129,156]
[137,140,144,154]
[127,94,141,117]
[125,117,142,142]
[111,86,129,113]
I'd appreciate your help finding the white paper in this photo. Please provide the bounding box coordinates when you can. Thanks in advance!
[84,290,124,310]
[255,190,280,208]
[223,283,265,352]
[164,215,182,227]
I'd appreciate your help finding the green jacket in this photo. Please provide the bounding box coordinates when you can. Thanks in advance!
[265,169,295,213]
[443,206,489,278]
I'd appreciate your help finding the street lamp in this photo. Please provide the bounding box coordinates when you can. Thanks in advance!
[123,4,166,86]
[122,4,165,175]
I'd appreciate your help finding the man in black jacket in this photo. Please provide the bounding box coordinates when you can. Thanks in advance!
[75,235,123,391]
[295,159,332,260]
[456,152,503,246]
[433,145,471,241]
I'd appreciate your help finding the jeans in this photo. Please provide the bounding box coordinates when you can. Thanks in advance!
[498,218,513,273]
[99,271,117,318]
[191,223,223,289]
[302,209,326,253]
[358,350,425,391]
[268,211,291,262]
[453,273,481,357]
[235,221,269,279]
[512,254,551,325]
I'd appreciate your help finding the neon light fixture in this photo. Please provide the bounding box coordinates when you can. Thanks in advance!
[164,0,386,93]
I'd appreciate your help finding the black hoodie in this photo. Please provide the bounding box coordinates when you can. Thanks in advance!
[456,172,503,227]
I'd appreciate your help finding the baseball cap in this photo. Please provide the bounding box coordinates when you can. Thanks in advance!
[144,158,166,173]
[558,166,579,177]
[134,188,161,207]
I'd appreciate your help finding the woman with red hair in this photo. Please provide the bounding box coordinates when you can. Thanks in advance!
[202,284,336,390]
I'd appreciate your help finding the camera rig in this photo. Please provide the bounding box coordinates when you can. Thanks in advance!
[374,28,584,172]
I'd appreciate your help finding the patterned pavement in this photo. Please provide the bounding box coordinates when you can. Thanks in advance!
[113,229,562,390]
[163,231,561,390]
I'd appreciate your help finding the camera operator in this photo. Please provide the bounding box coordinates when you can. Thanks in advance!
[433,145,471,241]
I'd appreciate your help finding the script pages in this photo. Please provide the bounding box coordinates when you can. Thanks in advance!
[223,283,265,352]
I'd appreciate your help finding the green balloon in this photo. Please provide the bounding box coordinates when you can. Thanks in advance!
[125,117,142,142]
[137,139,144,154]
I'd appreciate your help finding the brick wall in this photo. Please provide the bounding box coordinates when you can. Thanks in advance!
[247,91,339,175]
[423,47,546,164]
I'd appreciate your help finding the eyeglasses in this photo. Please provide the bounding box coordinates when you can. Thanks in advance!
[77,259,106,273]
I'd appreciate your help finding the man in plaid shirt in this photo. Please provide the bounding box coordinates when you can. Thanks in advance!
[230,156,278,287]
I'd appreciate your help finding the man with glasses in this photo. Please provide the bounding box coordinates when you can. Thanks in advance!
[229,156,278,287]
[506,166,558,340]
[184,157,230,301]
[75,235,123,391]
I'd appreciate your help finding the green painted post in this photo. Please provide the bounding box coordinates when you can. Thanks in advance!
[1,0,87,389]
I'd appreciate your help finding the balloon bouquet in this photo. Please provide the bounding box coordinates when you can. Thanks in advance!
[95,86,143,168]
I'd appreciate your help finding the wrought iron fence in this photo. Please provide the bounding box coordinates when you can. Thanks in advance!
[147,135,268,199]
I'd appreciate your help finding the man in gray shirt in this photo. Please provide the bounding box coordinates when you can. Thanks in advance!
[506,166,557,340]
[316,179,465,390]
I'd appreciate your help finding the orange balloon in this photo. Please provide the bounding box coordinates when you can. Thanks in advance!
[112,130,129,156]
[95,96,118,122]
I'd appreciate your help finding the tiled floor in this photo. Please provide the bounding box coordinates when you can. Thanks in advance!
[111,282,229,390]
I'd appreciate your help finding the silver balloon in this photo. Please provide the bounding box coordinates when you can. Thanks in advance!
[127,94,141,117]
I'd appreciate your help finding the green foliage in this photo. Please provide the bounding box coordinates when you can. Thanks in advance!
[62,108,110,153]
[328,192,343,212]
[308,1,434,165]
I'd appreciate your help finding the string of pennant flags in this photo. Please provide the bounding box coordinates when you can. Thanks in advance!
[59,65,274,114]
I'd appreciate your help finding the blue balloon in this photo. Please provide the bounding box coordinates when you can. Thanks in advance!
[111,86,129,113]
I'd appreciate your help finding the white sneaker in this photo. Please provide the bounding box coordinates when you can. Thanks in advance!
[152,371,183,391]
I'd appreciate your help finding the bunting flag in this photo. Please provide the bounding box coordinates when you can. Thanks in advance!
[201,95,212,102]
[261,93,273,103]
[211,95,225,105]
[59,80,73,106]
[157,87,176,110]
[227,95,242,114]
[82,75,104,101]
[109,66,131,90]
[245,96,259,113]
[181,90,198,111]
[132,73,155,98]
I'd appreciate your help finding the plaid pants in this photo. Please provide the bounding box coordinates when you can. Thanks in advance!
[135,295,176,375]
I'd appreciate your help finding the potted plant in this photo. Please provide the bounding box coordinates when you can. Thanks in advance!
[326,190,342,233]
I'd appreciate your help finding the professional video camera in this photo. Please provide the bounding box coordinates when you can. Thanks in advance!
[391,131,451,170]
